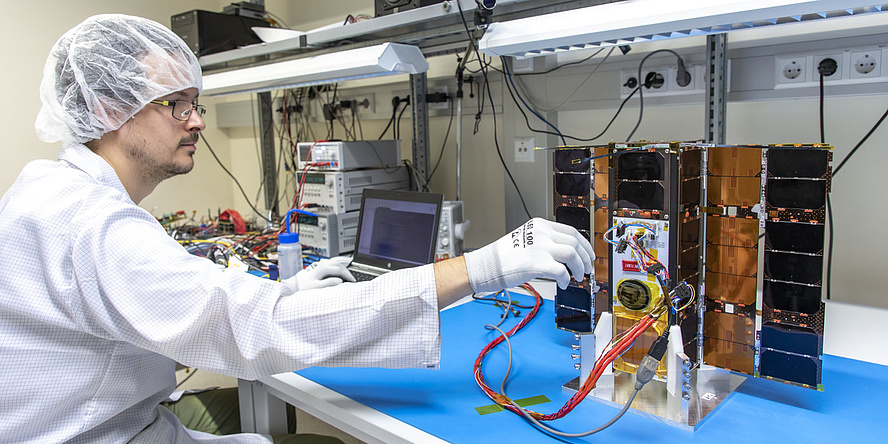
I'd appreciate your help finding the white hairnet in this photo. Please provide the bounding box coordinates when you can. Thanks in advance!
[35,14,202,145]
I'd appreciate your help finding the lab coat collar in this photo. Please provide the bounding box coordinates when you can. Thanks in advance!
[58,143,133,204]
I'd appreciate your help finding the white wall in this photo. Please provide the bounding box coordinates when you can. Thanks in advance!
[0,1,243,222]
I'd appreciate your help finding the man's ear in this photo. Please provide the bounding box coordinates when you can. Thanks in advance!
[84,117,126,154]
[90,94,137,135]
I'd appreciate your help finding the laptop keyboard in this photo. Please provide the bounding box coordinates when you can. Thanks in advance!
[351,270,377,282]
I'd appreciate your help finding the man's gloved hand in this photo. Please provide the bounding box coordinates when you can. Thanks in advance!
[282,257,356,292]
[463,218,594,293]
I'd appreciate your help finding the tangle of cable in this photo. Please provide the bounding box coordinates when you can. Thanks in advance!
[473,283,664,424]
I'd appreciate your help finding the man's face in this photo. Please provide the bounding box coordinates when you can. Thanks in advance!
[116,87,205,184]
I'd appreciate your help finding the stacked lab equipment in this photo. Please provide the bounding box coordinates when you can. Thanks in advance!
[296,141,409,257]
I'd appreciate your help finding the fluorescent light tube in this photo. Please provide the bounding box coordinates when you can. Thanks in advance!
[203,42,429,96]
[479,0,888,58]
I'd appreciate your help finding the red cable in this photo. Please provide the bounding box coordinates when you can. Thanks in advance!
[473,287,660,421]
[293,140,326,212]
[538,314,655,420]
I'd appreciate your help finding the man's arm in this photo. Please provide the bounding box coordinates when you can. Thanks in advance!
[433,256,473,309]
[433,218,596,310]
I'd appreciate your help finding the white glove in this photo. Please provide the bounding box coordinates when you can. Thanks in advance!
[464,218,595,293]
[282,258,356,292]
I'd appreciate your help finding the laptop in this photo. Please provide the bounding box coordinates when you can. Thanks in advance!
[348,188,444,281]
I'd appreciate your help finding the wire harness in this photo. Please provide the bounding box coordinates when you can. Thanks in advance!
[473,284,670,438]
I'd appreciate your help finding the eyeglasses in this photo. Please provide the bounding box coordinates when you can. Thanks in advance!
[149,99,207,121]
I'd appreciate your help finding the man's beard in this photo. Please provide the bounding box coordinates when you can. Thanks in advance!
[127,136,196,185]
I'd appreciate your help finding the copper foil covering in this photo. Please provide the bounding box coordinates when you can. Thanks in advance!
[708,146,762,177]
[680,217,700,243]
[705,272,757,305]
[593,232,609,258]
[680,148,702,177]
[707,216,759,248]
[681,177,701,206]
[703,337,755,375]
[594,257,609,282]
[707,176,762,207]
[706,245,757,277]
[593,147,610,198]
[594,208,609,235]
[704,312,755,345]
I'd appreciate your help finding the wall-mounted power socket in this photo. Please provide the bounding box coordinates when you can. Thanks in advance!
[339,93,376,114]
[850,50,881,79]
[813,53,843,81]
[514,136,535,163]
[777,56,807,84]
[620,65,703,98]
[775,47,887,90]
[669,65,706,93]
[427,85,450,111]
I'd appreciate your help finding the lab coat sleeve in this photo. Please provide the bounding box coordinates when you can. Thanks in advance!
[68,204,441,380]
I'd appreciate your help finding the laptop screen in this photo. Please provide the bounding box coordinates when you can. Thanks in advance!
[353,189,444,270]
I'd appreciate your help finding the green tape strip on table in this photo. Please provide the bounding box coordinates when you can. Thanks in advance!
[475,395,551,415]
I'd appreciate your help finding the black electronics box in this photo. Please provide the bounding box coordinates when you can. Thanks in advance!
[171,9,271,57]
[375,0,447,17]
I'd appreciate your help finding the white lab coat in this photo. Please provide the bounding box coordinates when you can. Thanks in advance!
[0,144,440,443]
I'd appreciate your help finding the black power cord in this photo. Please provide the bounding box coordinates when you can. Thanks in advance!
[501,58,566,144]
[818,59,836,301]
[627,49,691,141]
[499,56,642,143]
[395,98,411,140]
[378,96,407,140]
[466,47,657,143]
[427,97,456,186]
[175,368,199,389]
[818,56,888,302]
[456,1,532,219]
[833,106,888,177]
[817,58,837,143]
[200,133,272,224]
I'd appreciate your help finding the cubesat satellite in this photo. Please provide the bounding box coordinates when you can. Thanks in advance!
[552,142,830,428]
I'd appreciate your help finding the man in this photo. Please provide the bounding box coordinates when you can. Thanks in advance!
[0,14,594,443]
